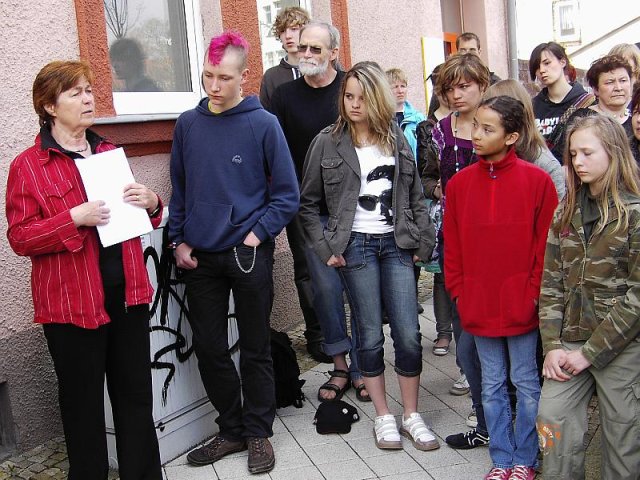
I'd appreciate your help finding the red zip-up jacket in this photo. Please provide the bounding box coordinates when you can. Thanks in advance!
[443,148,558,337]
[6,133,162,329]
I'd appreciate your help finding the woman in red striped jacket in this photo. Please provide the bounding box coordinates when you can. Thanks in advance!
[5,60,162,480]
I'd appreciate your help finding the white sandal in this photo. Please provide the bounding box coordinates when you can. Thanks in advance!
[374,414,402,450]
[400,413,440,451]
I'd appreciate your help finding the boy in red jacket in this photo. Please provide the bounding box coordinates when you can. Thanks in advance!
[444,96,558,480]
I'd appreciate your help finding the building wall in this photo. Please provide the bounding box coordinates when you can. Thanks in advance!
[515,0,640,70]
[346,0,444,113]
[0,0,82,451]
[461,0,509,79]
[481,0,509,80]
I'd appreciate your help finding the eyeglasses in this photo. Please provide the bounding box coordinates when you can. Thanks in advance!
[298,44,323,54]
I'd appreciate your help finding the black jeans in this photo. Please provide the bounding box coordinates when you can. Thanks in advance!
[43,287,161,480]
[286,214,323,344]
[184,242,276,440]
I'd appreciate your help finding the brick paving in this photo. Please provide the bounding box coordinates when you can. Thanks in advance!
[0,272,602,479]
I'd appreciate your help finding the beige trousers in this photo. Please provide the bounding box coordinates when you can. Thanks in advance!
[536,339,640,480]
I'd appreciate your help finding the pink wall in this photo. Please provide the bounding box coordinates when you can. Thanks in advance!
[481,0,509,79]
[461,0,509,79]
[346,0,444,114]
[0,0,82,450]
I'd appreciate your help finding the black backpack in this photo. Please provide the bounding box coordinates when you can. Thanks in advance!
[270,328,306,408]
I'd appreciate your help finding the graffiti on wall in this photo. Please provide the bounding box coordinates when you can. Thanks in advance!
[143,242,239,406]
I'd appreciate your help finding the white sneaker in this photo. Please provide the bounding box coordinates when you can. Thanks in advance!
[449,374,470,396]
[373,414,402,450]
[400,413,440,451]
[466,408,478,428]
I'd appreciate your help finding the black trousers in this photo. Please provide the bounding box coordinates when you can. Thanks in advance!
[43,286,161,480]
[184,242,276,440]
[286,214,323,343]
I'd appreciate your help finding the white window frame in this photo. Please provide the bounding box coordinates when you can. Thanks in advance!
[111,0,204,117]
[552,0,581,44]
[298,0,311,12]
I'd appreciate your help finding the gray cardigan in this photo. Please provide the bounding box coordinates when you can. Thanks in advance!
[533,147,566,201]
[299,124,435,263]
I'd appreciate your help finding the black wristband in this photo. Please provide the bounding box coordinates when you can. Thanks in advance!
[148,203,161,218]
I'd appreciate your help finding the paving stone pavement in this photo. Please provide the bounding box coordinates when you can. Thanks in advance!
[0,273,601,479]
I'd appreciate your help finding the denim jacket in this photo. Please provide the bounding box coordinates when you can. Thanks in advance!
[299,123,435,264]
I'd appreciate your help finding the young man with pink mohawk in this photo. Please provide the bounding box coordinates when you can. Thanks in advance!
[168,31,299,474]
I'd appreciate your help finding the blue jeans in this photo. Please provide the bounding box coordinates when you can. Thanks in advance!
[475,329,540,469]
[457,329,488,435]
[339,232,422,377]
[305,243,361,381]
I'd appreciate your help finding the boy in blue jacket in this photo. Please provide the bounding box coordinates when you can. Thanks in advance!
[168,31,299,475]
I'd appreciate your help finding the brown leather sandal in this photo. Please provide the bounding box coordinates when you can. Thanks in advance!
[353,382,372,402]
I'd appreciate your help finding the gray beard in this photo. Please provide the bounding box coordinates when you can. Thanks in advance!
[299,58,329,77]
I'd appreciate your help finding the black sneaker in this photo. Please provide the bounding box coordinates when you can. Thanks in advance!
[187,435,247,465]
[445,428,489,450]
[307,341,332,363]
[247,437,275,474]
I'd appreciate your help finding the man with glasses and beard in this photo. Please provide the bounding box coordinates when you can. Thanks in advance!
[270,23,370,403]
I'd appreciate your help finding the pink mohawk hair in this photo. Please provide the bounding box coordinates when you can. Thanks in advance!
[208,31,250,66]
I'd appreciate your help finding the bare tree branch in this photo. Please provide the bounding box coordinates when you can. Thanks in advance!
[104,0,129,39]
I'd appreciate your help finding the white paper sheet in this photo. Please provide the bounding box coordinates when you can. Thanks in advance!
[75,148,152,247]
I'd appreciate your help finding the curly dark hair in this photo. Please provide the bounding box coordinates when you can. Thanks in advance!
[585,54,633,89]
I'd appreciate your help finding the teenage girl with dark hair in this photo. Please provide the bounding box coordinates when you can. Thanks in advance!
[419,52,490,446]
[530,41,595,162]
[444,96,558,480]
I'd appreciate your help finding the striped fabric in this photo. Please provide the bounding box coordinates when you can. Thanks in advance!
[6,135,161,329]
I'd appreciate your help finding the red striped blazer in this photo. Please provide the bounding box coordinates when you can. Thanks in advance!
[6,134,162,329]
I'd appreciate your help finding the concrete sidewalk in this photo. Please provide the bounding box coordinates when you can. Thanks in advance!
[0,293,601,479]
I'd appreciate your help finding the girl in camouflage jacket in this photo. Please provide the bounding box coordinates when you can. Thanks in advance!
[537,115,640,480]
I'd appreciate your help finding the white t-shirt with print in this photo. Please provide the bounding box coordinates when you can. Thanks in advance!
[352,145,395,234]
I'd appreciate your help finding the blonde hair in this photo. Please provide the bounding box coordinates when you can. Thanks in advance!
[609,43,640,83]
[560,115,640,234]
[484,79,547,162]
[333,61,396,155]
[385,68,408,85]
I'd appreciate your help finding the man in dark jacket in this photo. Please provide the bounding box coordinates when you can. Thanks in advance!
[270,22,346,366]
[259,6,310,111]
[169,31,299,475]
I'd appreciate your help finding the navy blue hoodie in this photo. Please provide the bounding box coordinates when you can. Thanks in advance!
[169,96,299,252]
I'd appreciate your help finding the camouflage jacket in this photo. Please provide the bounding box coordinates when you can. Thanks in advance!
[539,194,640,369]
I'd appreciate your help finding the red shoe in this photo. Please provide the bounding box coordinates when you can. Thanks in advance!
[484,467,512,480]
[509,465,535,480]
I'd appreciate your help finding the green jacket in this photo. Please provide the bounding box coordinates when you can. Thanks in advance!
[539,193,640,369]
[299,123,435,264]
